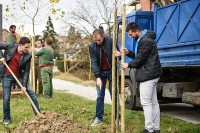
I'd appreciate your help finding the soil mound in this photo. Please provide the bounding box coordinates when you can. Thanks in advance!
[14,111,89,133]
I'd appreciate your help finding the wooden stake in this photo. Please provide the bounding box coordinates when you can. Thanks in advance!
[111,4,117,133]
[30,36,33,87]
[31,36,36,92]
[116,57,120,133]
[64,53,67,73]
[121,4,126,132]
[89,49,92,80]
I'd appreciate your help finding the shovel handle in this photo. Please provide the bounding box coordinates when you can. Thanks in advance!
[4,62,40,115]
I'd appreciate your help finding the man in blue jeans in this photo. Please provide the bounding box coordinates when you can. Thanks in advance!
[89,29,118,126]
[0,37,40,125]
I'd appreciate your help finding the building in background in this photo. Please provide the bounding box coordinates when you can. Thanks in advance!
[127,0,171,12]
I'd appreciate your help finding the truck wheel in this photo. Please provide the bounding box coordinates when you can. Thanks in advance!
[193,105,200,109]
[124,78,136,109]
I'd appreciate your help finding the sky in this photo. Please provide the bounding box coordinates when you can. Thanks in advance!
[0,0,130,36]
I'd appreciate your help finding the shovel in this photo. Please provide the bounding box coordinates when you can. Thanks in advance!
[4,62,40,115]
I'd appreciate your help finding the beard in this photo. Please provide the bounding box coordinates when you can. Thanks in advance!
[133,34,139,41]
[11,31,15,34]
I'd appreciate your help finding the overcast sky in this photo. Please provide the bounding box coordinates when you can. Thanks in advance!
[0,0,130,36]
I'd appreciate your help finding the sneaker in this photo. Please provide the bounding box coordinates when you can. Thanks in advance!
[154,130,160,133]
[3,120,11,125]
[144,129,153,133]
[91,117,102,127]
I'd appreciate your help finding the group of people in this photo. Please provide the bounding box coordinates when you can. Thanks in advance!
[89,22,162,133]
[0,25,54,125]
[0,22,161,133]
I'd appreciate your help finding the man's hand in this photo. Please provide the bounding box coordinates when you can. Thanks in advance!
[114,51,121,58]
[0,58,6,64]
[21,87,26,92]
[121,63,128,69]
[96,78,102,89]
[121,48,129,55]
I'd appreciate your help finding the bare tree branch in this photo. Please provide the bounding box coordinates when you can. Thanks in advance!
[69,0,114,36]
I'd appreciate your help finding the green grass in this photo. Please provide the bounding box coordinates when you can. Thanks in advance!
[0,92,200,133]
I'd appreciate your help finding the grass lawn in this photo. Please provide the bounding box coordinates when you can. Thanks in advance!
[0,91,200,133]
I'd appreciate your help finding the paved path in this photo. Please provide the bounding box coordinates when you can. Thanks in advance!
[160,103,200,124]
[53,78,112,104]
[53,78,200,124]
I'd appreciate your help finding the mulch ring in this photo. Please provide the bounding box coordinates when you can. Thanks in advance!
[14,111,89,133]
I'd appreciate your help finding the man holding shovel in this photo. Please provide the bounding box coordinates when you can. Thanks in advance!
[0,37,40,125]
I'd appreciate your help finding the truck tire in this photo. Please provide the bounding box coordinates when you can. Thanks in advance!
[125,78,136,109]
[193,105,200,109]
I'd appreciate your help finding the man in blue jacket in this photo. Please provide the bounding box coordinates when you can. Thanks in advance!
[0,37,40,125]
[89,29,115,126]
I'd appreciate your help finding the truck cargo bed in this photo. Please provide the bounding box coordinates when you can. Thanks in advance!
[154,0,200,67]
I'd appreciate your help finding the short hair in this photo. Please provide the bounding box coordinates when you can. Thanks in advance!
[9,25,16,30]
[19,37,31,45]
[93,29,104,37]
[126,22,141,32]
[37,39,43,44]
[45,37,53,45]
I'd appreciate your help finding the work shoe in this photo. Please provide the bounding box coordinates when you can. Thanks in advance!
[154,130,160,133]
[3,120,11,125]
[91,117,102,127]
[144,129,153,133]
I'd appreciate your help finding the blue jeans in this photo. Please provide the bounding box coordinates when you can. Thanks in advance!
[96,70,112,120]
[2,74,40,121]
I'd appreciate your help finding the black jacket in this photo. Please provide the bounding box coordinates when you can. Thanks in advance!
[89,37,113,78]
[0,43,32,87]
[127,30,162,82]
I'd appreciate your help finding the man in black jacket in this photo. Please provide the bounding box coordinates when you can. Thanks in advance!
[120,22,162,133]
[0,37,40,125]
[89,29,113,126]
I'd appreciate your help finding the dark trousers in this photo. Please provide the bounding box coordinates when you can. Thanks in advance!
[2,74,40,121]
[95,70,119,120]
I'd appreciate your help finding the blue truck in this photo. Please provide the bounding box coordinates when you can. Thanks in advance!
[117,0,200,109]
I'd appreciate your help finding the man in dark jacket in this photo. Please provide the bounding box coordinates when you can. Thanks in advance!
[89,29,113,126]
[121,22,162,133]
[0,37,40,125]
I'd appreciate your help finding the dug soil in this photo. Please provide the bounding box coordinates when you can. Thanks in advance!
[14,111,89,133]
